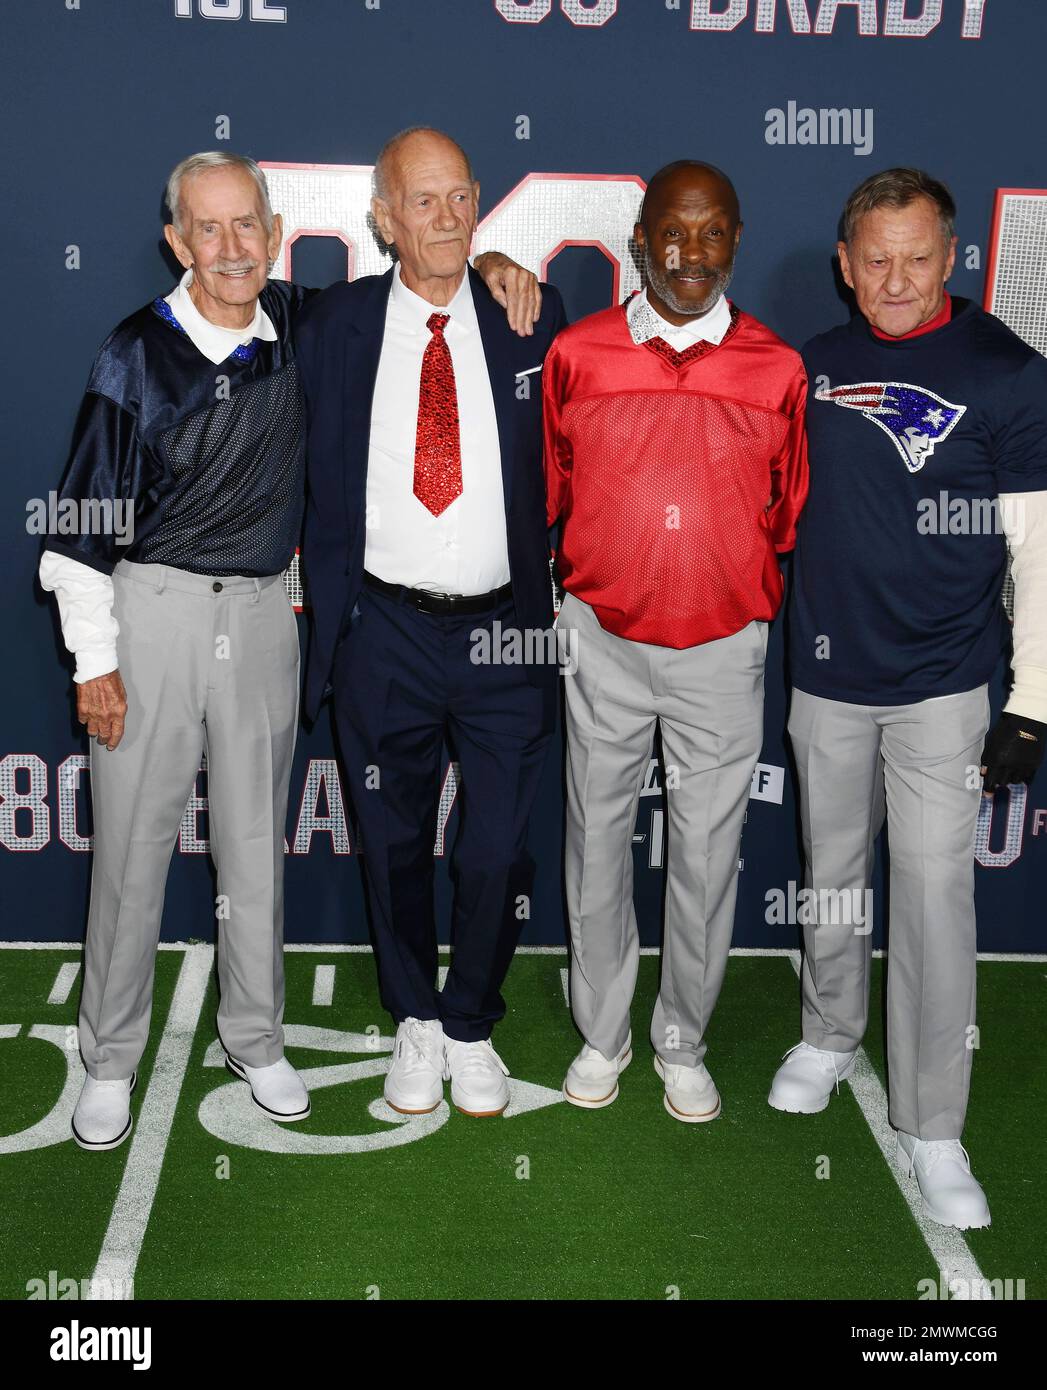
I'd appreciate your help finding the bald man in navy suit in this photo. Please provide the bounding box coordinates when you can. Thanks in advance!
[297,127,566,1120]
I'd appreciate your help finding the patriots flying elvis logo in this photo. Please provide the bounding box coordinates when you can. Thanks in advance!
[815,382,966,473]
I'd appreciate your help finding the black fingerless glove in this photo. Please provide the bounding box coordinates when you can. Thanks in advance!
[981,712,1047,792]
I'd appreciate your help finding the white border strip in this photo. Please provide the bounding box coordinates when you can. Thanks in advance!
[6,942,1046,963]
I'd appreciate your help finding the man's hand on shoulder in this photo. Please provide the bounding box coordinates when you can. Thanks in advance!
[474,252,542,337]
[77,669,128,751]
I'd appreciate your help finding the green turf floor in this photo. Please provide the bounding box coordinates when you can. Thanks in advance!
[0,947,1042,1300]
[0,949,180,1301]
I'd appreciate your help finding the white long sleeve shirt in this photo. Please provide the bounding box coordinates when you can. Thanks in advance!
[1001,491,1047,722]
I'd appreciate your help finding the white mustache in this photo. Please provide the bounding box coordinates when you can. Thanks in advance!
[212,261,259,273]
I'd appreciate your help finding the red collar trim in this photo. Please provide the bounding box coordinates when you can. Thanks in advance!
[639,303,742,370]
[869,293,952,342]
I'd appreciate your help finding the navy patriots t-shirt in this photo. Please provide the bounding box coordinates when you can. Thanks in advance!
[790,297,1047,706]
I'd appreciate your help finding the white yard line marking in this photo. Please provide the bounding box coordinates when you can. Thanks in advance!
[47,962,80,1006]
[559,967,570,1009]
[311,964,335,1006]
[437,965,449,990]
[785,950,991,1301]
[86,944,212,1301]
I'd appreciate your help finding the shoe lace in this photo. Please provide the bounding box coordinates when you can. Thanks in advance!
[781,1041,846,1095]
[449,1039,510,1079]
[397,1018,441,1073]
[910,1139,972,1177]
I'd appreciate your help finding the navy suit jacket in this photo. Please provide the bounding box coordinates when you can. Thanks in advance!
[296,264,567,723]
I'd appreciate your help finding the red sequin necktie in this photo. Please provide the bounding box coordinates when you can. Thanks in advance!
[413,312,462,516]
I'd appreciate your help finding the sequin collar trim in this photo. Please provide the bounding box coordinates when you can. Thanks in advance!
[624,293,742,370]
[152,296,261,363]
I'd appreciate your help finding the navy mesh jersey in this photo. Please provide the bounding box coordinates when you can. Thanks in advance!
[46,279,315,578]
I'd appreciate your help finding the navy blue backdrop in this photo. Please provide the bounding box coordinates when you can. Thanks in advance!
[3,0,1044,951]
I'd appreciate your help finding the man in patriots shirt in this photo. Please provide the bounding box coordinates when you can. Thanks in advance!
[38,150,541,1150]
[768,168,1047,1230]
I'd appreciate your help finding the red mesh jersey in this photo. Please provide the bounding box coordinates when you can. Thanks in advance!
[543,301,809,648]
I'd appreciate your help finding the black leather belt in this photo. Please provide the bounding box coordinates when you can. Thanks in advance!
[363,570,513,615]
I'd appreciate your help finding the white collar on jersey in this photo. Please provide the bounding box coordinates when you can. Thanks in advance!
[626,286,732,348]
[164,267,277,365]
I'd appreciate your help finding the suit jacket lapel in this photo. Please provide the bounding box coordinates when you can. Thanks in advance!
[342,266,395,525]
[468,264,516,512]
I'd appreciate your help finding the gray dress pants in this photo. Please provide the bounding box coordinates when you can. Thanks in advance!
[788,685,990,1140]
[78,560,300,1079]
[560,592,766,1068]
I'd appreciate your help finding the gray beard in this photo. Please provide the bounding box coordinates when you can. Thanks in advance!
[644,248,734,318]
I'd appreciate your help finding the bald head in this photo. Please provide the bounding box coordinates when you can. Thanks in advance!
[639,160,740,233]
[634,160,743,324]
[373,127,473,203]
[370,126,479,301]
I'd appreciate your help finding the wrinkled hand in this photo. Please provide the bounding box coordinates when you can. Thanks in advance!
[77,669,128,751]
[474,251,542,336]
[980,711,1047,795]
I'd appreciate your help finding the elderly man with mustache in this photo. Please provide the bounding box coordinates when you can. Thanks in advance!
[544,160,808,1122]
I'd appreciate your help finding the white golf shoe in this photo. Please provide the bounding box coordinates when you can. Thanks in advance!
[768,1041,857,1114]
[654,1055,721,1123]
[444,1037,510,1117]
[897,1132,991,1230]
[225,1054,310,1121]
[563,1035,632,1109]
[384,1018,446,1115]
[71,1072,137,1151]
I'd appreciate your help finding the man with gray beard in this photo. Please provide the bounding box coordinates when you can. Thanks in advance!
[544,161,808,1121]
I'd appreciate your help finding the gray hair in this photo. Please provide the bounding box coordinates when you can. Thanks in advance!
[842,167,956,247]
[372,126,473,202]
[165,151,274,235]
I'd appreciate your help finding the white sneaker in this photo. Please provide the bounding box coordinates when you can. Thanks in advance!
[654,1055,721,1123]
[225,1055,310,1122]
[444,1037,510,1117]
[71,1072,137,1151]
[768,1041,857,1114]
[563,1035,632,1109]
[384,1018,445,1114]
[897,1132,991,1230]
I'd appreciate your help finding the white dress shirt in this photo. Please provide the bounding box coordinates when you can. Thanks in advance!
[626,286,732,350]
[364,265,510,593]
[39,269,277,681]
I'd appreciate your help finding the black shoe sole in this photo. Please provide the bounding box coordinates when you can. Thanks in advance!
[224,1056,311,1122]
[71,1071,137,1151]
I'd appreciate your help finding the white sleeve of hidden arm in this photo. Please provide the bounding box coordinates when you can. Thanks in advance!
[1000,490,1047,724]
[38,551,119,684]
